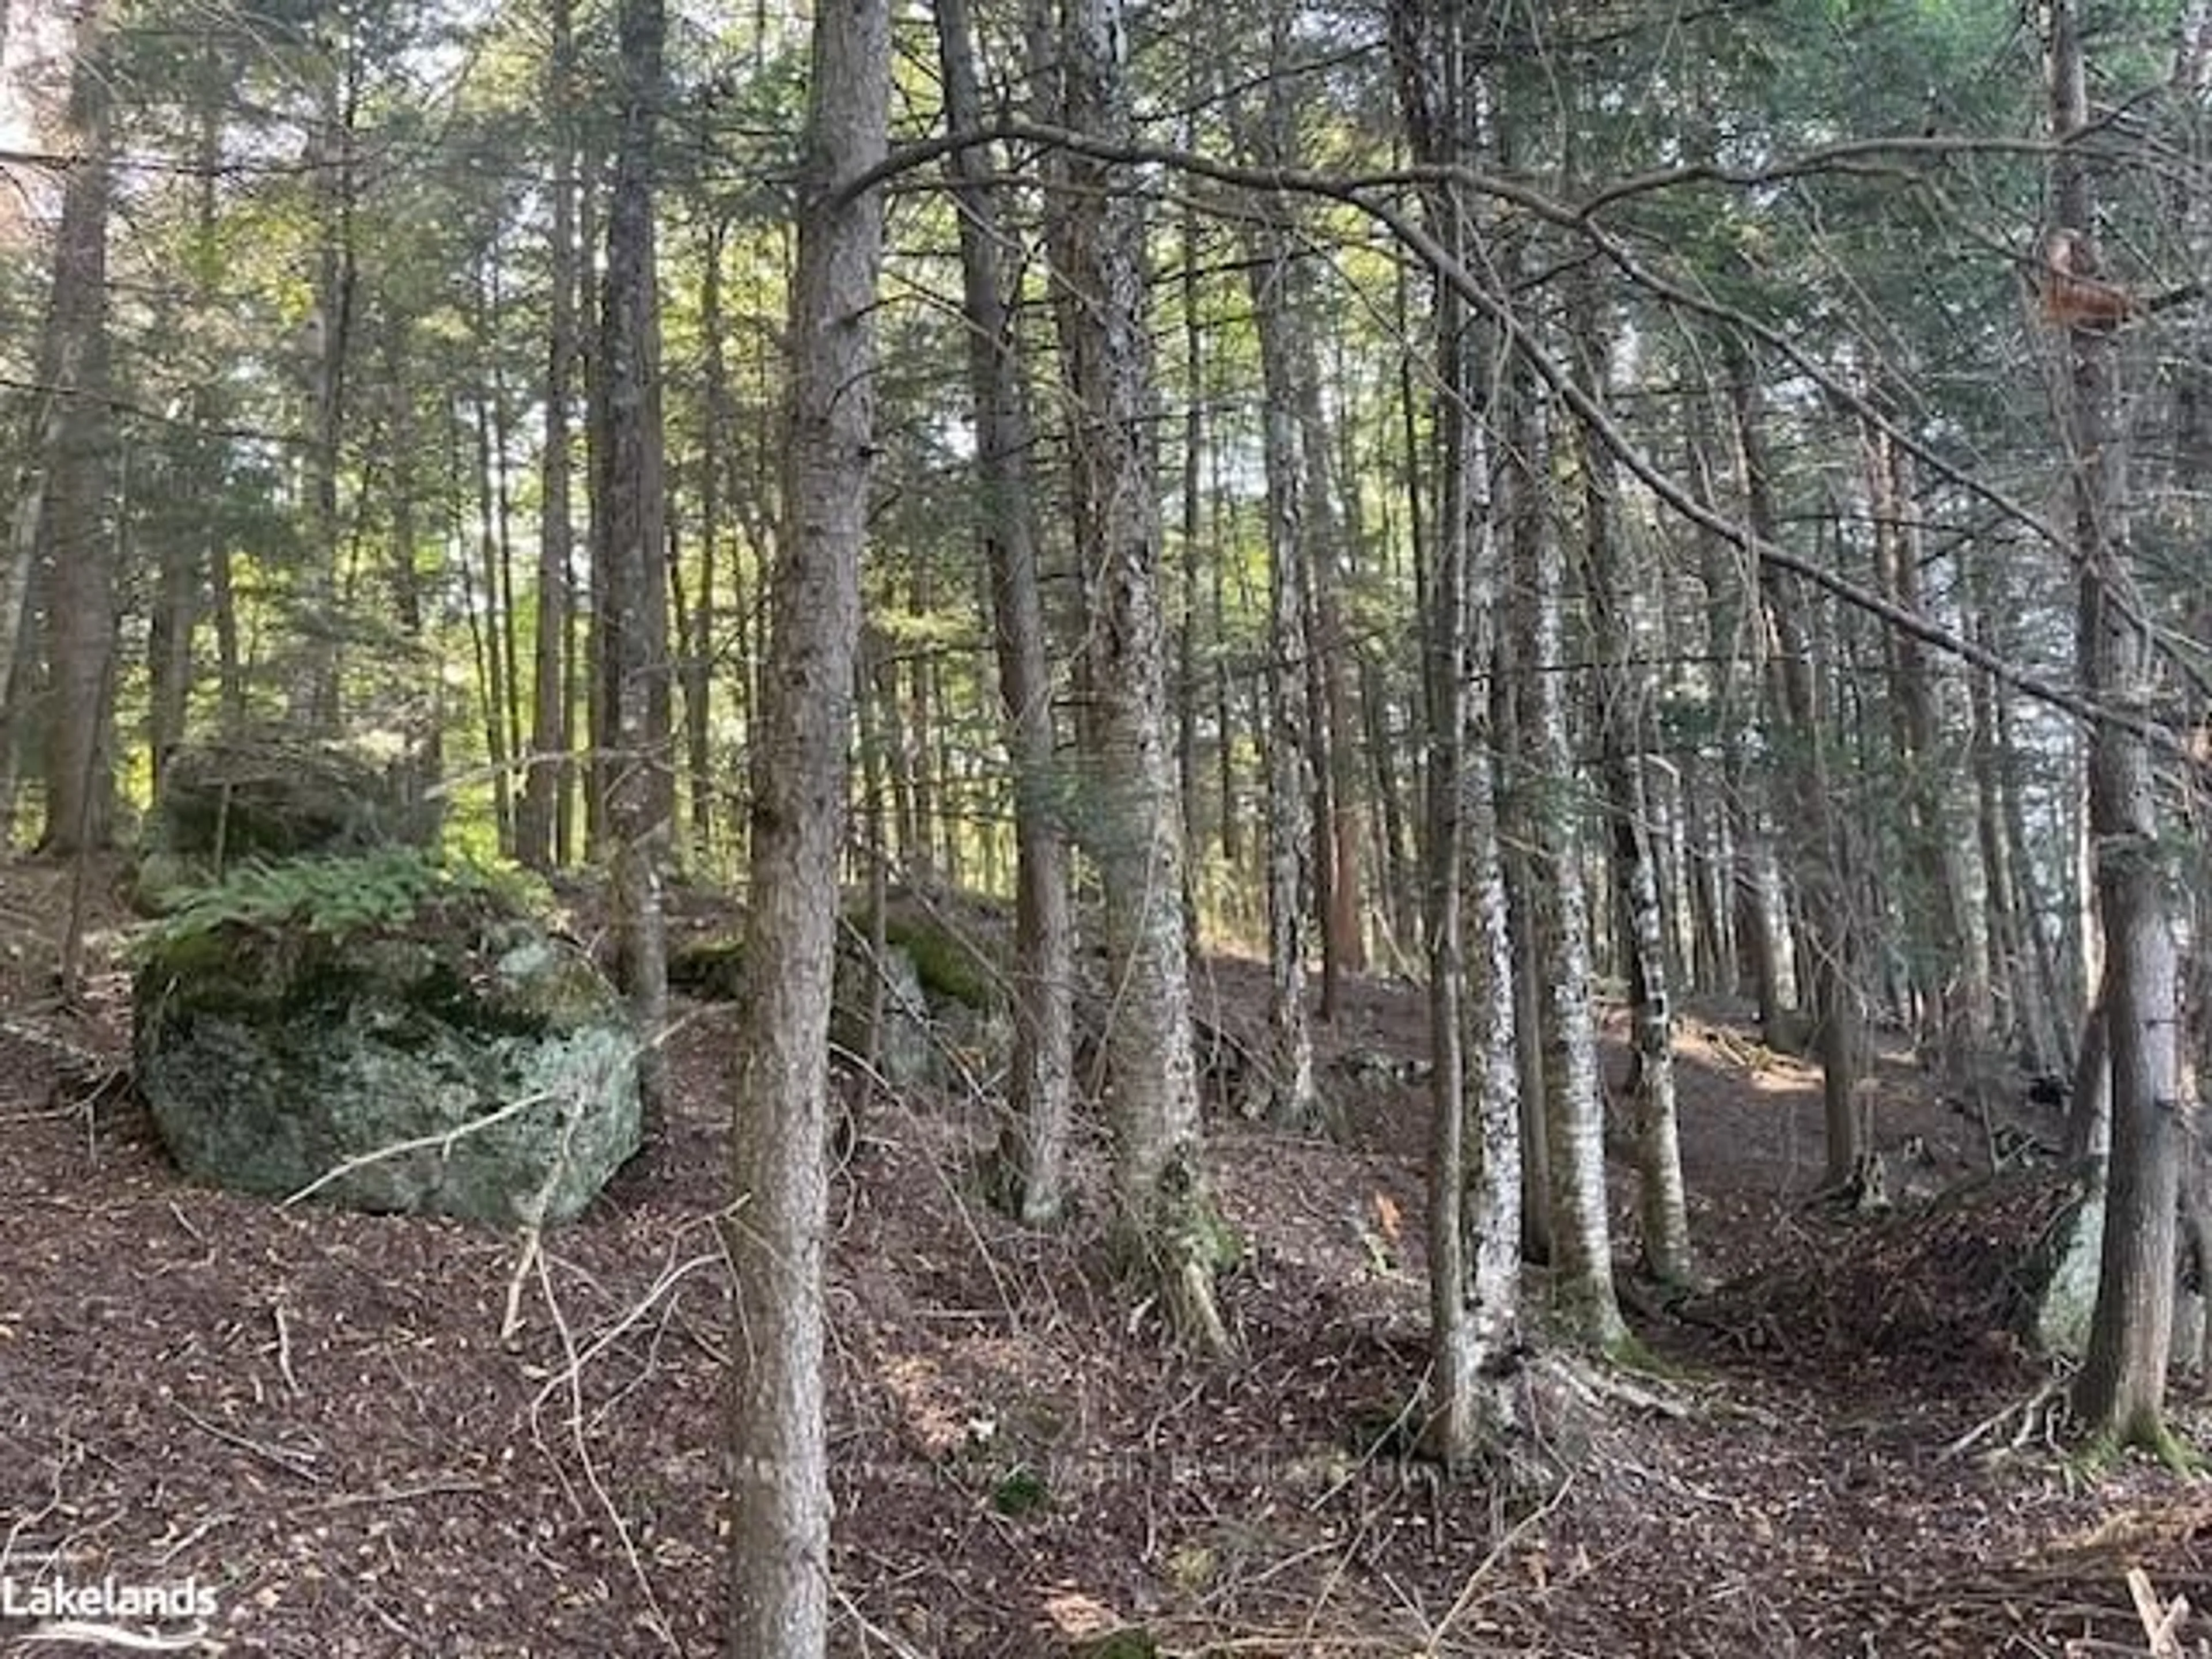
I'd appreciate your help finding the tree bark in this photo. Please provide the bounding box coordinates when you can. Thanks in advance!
[518,0,579,874]
[1391,0,1522,1464]
[936,0,1077,1225]
[35,1,118,855]
[1966,585,2065,1074]
[290,34,357,736]
[1501,362,1624,1349]
[1685,388,1786,1024]
[149,76,226,806]
[725,0,888,1651]
[1039,0,1231,1353]
[2051,0,2183,1454]
[683,215,732,869]
[1575,296,1692,1287]
[1237,56,1321,1132]
[469,349,514,853]
[1868,431,1984,1071]
[597,0,673,1124]
[1730,348,1865,1184]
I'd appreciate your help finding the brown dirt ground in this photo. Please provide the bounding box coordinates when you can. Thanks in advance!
[1,857,2207,1657]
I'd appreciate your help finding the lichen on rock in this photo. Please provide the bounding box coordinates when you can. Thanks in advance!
[133,851,641,1226]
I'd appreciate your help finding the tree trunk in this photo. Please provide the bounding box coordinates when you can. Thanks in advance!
[1302,421,1368,1000]
[291,38,357,736]
[1175,183,1206,927]
[668,480,713,869]
[36,2,118,855]
[936,0,1077,1225]
[1966,585,2064,1074]
[1237,60,1321,1132]
[1731,348,1864,1183]
[597,0,673,1126]
[1686,389,1785,1024]
[1501,362,1624,1349]
[470,361,514,854]
[2052,0,2183,1455]
[1041,0,1230,1354]
[1391,0,1522,1464]
[1868,431,1984,1071]
[1505,841,1554,1266]
[2002,676,2075,1073]
[149,84,226,806]
[684,215,732,870]
[725,0,888,1652]
[1575,298,1692,1288]
[579,126,611,858]
[1277,268,1369,1000]
[519,0,579,873]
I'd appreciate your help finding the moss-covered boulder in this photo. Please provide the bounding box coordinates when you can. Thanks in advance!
[150,732,441,864]
[133,853,639,1226]
[669,926,942,1089]
[2024,1182,2103,1358]
[832,937,934,1089]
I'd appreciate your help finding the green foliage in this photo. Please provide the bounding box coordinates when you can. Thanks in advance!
[132,847,549,962]
[1070,1630,1156,1659]
[879,914,1002,1010]
[988,1461,1049,1517]
[2072,1418,2201,1479]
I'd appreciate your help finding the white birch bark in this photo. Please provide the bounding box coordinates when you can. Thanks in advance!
[1389,0,1522,1463]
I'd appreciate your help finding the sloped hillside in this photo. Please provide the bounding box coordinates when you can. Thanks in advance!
[0,860,2204,1657]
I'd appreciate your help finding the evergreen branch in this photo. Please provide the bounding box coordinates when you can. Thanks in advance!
[847,119,2189,763]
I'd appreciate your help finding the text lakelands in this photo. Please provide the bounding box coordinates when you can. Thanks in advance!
[1,1576,219,1621]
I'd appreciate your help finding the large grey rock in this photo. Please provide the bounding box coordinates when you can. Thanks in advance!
[833,940,934,1089]
[669,927,943,1090]
[151,733,441,862]
[135,884,639,1226]
[2028,1184,2103,1358]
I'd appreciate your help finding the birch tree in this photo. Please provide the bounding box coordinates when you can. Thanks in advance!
[1501,361,1624,1350]
[1389,0,1522,1464]
[1575,296,1692,1288]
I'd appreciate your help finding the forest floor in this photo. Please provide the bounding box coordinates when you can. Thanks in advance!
[1,857,2209,1657]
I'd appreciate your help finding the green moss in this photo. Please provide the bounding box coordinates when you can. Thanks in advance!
[1179,1205,1246,1274]
[880,914,1002,1010]
[1071,1630,1157,1659]
[1603,1331,1684,1380]
[2075,1415,2201,1478]
[989,1462,1050,1517]
[132,852,585,1044]
[668,935,747,1001]
[131,848,544,966]
[487,939,620,1029]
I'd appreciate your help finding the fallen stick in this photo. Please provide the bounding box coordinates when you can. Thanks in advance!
[2126,1567,2188,1658]
[20,1622,217,1652]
